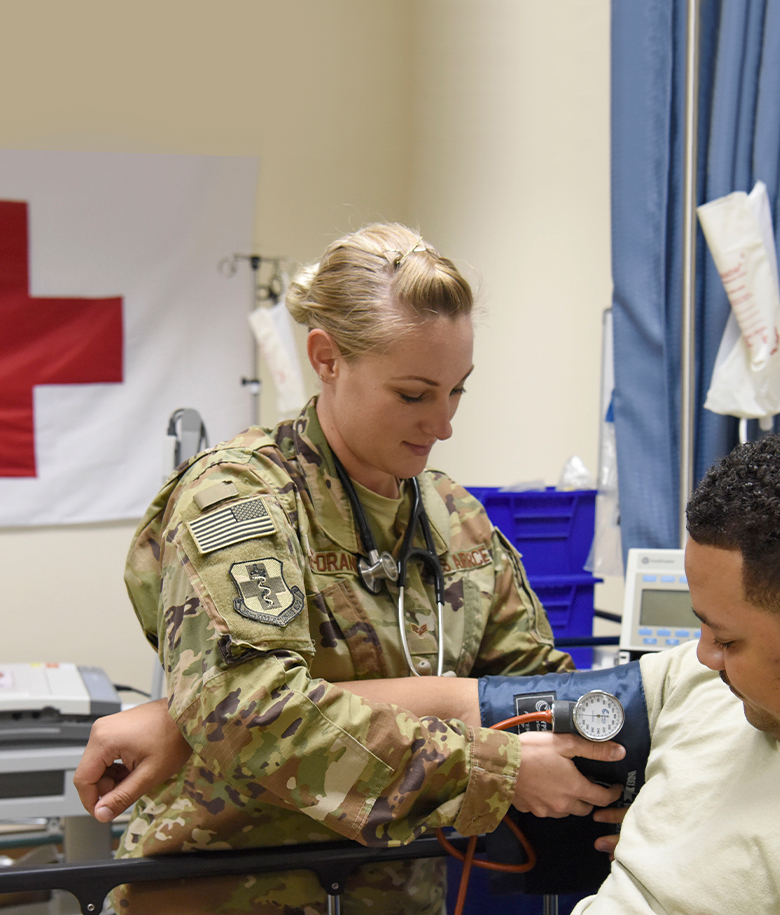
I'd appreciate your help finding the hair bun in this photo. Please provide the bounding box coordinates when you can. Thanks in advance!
[286,262,320,325]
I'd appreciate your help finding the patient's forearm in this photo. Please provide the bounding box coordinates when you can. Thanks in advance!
[335,676,480,729]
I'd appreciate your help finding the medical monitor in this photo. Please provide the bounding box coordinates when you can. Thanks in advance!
[619,548,698,661]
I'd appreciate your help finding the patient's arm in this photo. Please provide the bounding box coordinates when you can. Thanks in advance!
[74,677,478,821]
[338,675,481,727]
[74,677,624,834]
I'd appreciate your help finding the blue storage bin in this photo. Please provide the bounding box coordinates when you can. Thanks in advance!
[529,573,598,668]
[528,573,596,637]
[466,486,597,577]
[467,486,600,667]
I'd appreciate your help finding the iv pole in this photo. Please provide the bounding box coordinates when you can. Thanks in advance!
[220,253,290,429]
[244,255,262,427]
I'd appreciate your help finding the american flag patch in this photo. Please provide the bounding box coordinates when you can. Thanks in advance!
[187,496,276,554]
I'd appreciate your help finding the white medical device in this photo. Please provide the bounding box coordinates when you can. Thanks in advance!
[0,662,120,746]
[0,663,120,825]
[618,548,699,662]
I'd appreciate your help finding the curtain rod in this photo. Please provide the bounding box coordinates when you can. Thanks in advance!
[680,0,701,548]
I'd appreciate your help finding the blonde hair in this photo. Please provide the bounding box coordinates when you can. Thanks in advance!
[285,223,473,360]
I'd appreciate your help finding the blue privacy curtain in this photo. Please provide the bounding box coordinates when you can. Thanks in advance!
[611,0,780,555]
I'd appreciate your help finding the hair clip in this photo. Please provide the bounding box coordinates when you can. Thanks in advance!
[397,236,426,265]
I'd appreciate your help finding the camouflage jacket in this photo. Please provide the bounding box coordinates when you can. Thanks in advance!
[117,399,571,909]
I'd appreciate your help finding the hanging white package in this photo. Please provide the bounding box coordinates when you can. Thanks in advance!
[697,180,780,430]
[586,308,622,578]
[248,298,307,418]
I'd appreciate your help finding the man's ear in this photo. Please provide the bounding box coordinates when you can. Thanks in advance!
[307,328,341,383]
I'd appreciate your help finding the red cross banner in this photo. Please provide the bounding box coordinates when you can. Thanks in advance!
[0,151,258,525]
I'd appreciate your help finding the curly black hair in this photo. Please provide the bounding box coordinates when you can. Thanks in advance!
[686,434,780,611]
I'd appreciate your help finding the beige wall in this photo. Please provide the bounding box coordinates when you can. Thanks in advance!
[412,1,612,489]
[0,0,617,690]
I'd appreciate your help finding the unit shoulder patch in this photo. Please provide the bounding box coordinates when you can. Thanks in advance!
[230,558,304,627]
[187,495,276,554]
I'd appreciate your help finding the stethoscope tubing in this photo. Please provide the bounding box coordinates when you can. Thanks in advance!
[397,478,446,676]
[332,454,446,677]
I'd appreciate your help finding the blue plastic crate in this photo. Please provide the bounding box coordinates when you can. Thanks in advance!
[529,572,598,667]
[560,645,593,670]
[528,573,596,637]
[467,486,600,666]
[467,486,597,577]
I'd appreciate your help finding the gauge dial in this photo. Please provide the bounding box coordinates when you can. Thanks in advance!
[573,690,625,741]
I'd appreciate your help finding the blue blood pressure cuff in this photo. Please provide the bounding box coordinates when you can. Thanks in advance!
[478,662,651,896]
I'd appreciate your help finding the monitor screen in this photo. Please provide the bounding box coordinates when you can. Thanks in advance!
[639,589,698,628]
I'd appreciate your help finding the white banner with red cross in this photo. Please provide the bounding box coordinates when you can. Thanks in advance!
[0,151,258,525]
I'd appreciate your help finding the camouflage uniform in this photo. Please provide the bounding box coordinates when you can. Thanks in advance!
[115,398,572,913]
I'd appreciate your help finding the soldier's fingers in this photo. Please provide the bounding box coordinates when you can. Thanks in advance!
[580,781,623,810]
[566,738,626,763]
[569,799,595,817]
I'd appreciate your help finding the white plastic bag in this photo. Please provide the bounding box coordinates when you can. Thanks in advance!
[586,309,623,577]
[248,298,307,418]
[697,180,780,430]
[557,455,595,490]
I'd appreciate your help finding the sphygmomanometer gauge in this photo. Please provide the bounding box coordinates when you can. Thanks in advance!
[553,690,625,742]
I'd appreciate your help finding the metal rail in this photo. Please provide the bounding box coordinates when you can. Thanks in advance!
[0,833,485,914]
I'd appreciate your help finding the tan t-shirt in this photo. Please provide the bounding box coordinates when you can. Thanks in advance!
[573,640,780,913]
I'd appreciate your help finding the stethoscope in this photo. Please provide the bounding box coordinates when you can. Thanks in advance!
[332,453,447,677]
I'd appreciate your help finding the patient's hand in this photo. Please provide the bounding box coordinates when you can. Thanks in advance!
[73,698,192,822]
[592,805,629,860]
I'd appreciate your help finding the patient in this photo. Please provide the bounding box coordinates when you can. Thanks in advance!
[570,434,780,912]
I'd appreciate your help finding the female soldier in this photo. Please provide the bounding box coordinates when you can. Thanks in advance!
[76,223,623,913]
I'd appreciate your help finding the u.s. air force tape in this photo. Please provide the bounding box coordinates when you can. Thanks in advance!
[187,496,276,554]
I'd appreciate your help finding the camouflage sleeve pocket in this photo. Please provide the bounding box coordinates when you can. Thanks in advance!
[178,495,314,655]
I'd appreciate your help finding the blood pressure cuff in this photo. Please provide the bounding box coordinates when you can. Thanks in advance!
[478,662,650,896]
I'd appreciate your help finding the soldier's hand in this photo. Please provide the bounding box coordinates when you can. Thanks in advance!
[73,698,192,822]
[512,732,625,818]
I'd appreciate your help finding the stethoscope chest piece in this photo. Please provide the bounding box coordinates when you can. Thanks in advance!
[333,454,400,595]
[358,549,399,594]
